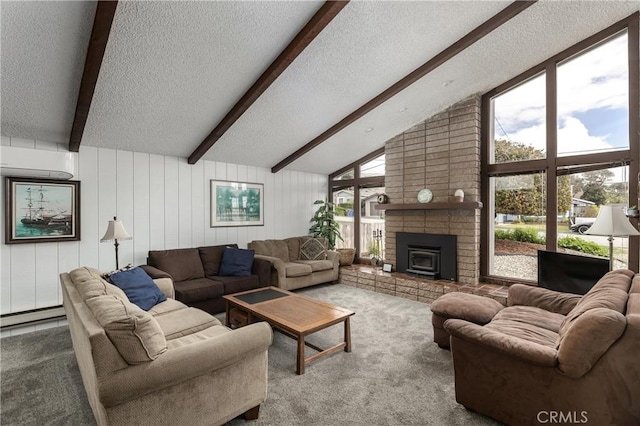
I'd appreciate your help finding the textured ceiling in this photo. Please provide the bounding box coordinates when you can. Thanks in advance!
[1,1,639,175]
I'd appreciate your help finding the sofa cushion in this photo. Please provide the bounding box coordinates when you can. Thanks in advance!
[251,240,289,261]
[557,308,626,378]
[284,237,302,262]
[154,307,221,340]
[69,267,128,302]
[485,319,558,349]
[299,238,327,260]
[215,275,261,295]
[109,267,167,311]
[284,262,313,277]
[148,248,205,282]
[148,298,188,316]
[293,259,334,272]
[166,325,230,350]
[249,240,289,262]
[174,278,223,304]
[86,295,167,364]
[493,306,565,333]
[219,248,254,277]
[198,244,238,278]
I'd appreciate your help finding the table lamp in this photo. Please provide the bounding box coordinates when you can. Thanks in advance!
[100,216,132,269]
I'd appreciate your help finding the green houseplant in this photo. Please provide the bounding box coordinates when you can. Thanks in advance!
[309,199,343,250]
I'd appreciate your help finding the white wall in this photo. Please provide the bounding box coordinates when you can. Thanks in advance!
[0,137,327,324]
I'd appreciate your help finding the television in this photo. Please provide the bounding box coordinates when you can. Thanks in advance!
[537,250,609,295]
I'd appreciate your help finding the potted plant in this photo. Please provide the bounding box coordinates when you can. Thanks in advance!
[309,199,343,250]
[627,205,639,218]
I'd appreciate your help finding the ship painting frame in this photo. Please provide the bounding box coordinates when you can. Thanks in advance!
[4,177,81,244]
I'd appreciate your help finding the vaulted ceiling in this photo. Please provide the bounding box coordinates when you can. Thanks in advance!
[2,1,639,175]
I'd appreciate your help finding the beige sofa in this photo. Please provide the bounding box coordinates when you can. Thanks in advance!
[60,266,273,426]
[248,237,339,291]
[438,269,640,425]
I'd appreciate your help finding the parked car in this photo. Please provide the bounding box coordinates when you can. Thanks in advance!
[570,220,595,234]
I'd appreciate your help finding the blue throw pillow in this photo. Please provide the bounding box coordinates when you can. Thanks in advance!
[219,248,254,277]
[109,267,167,311]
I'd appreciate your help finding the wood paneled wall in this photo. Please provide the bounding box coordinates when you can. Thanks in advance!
[0,137,327,323]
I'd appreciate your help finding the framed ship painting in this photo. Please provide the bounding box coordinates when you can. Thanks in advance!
[5,177,81,244]
[210,180,263,227]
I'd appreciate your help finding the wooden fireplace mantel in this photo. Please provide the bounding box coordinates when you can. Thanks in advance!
[375,201,483,211]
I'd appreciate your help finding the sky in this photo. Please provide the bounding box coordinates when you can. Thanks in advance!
[493,31,629,167]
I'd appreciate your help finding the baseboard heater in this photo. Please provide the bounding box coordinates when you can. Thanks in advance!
[0,305,66,330]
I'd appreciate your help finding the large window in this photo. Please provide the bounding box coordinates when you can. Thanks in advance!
[483,17,639,281]
[330,149,385,260]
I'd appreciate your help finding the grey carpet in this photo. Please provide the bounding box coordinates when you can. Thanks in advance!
[1,284,500,426]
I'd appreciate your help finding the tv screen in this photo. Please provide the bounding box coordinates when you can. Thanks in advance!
[537,250,609,295]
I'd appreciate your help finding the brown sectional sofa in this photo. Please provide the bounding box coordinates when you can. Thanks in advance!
[147,244,271,314]
[248,236,339,291]
[436,269,640,426]
[60,266,272,426]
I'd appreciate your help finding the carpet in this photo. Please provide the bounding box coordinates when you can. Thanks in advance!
[1,284,499,425]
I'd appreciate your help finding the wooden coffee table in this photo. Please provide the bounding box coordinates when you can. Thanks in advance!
[223,286,355,375]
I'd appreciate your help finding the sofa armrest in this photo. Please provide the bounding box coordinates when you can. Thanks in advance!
[98,322,273,408]
[508,284,581,315]
[444,319,557,367]
[140,265,175,299]
[252,257,272,287]
[254,254,286,286]
[140,265,172,280]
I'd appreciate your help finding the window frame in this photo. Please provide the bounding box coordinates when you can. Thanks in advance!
[481,13,640,279]
[329,148,385,259]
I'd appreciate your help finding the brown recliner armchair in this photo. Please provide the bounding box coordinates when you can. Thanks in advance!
[442,270,640,426]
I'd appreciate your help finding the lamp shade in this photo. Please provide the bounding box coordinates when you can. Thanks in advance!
[585,204,640,237]
[100,217,132,242]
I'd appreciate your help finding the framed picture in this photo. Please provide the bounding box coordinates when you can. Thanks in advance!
[210,180,264,227]
[382,263,393,273]
[5,177,81,244]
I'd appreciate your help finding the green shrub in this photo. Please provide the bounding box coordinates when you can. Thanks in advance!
[495,229,513,240]
[494,227,545,244]
[512,227,545,244]
[557,236,608,257]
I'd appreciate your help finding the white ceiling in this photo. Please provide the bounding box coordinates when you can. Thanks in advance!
[2,1,639,175]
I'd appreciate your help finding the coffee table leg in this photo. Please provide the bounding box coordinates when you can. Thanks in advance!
[344,317,352,352]
[297,335,305,375]
[225,302,230,327]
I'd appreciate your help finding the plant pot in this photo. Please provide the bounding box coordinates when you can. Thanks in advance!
[627,209,639,218]
[336,248,356,266]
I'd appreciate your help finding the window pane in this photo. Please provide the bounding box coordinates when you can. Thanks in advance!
[359,186,385,259]
[557,32,628,156]
[560,165,630,268]
[360,154,385,178]
[334,169,354,181]
[333,187,354,249]
[491,173,546,280]
[491,74,546,164]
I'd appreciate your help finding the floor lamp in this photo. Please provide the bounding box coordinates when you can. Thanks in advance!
[100,216,132,269]
[585,204,640,271]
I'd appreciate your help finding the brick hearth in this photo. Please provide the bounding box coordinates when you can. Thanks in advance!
[339,265,507,305]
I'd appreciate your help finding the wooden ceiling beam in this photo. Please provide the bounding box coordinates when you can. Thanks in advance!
[188,0,350,165]
[68,1,118,152]
[271,0,537,173]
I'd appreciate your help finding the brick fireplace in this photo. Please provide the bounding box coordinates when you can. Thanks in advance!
[384,95,481,285]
